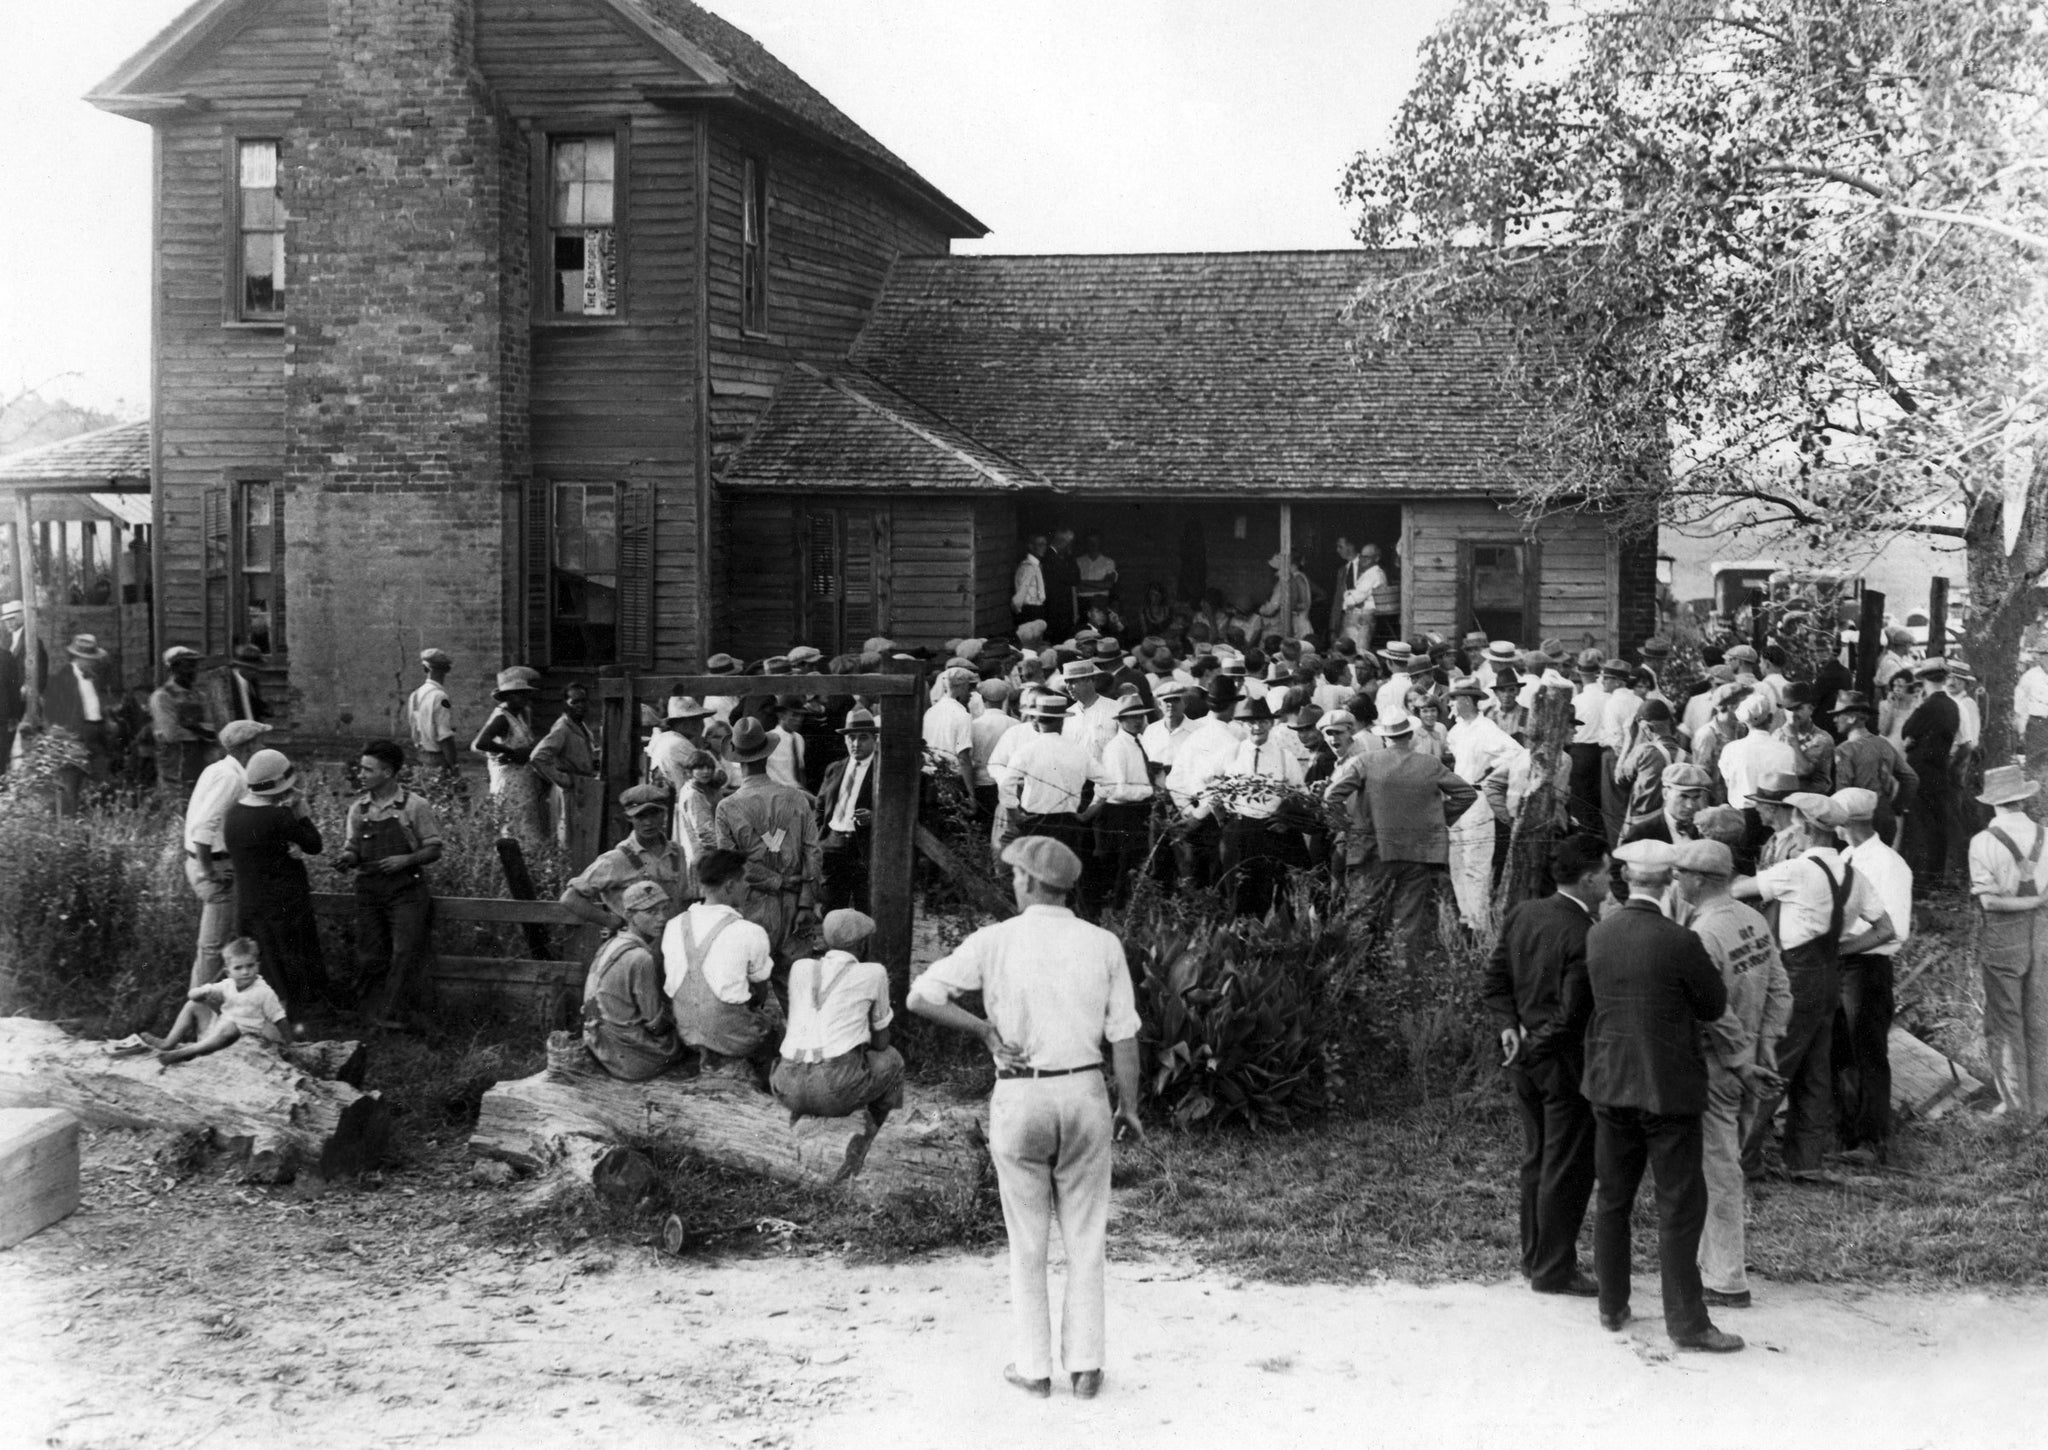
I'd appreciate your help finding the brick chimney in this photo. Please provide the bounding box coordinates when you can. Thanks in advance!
[282,0,528,738]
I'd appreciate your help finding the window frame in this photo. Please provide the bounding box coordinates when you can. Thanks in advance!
[1454,537,1542,647]
[222,129,291,328]
[740,154,770,334]
[524,475,653,669]
[534,120,632,325]
[203,471,288,658]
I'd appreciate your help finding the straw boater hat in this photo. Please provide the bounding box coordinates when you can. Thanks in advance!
[727,717,778,762]
[1373,712,1415,739]
[664,695,711,722]
[494,666,538,694]
[1030,692,1072,719]
[68,633,109,662]
[704,652,744,675]
[162,645,201,667]
[1483,641,1520,665]
[1060,659,1101,684]
[1380,641,1418,670]
[1978,763,2041,807]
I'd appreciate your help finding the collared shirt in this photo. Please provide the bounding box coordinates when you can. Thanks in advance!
[1061,693,1120,759]
[970,710,1022,787]
[828,752,874,835]
[570,831,688,918]
[150,681,209,744]
[662,902,773,1004]
[1218,736,1305,820]
[1754,846,1886,951]
[781,950,892,1061]
[1571,682,1608,746]
[1075,552,1117,587]
[766,728,806,791]
[202,974,288,1042]
[1094,729,1155,805]
[1950,690,1981,750]
[1598,687,1643,752]
[1840,834,1912,959]
[1140,716,1197,770]
[1163,715,1241,813]
[71,663,103,723]
[342,786,445,860]
[994,728,1098,815]
[1011,555,1046,609]
[1344,564,1388,610]
[184,755,247,852]
[2016,665,2048,730]
[1970,813,2048,900]
[646,727,701,795]
[408,680,453,752]
[1447,712,1517,789]
[1375,674,1415,725]
[921,696,974,773]
[910,903,1142,1069]
[1717,730,1798,810]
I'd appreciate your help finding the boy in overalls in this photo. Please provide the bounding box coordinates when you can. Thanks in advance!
[662,847,783,1080]
[336,739,444,1030]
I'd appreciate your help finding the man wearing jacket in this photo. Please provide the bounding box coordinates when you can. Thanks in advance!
[1483,833,1610,1296]
[817,708,879,912]
[1324,714,1477,964]
[1582,839,1751,1353]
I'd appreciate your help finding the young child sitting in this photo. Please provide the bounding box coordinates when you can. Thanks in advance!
[144,937,292,1066]
[770,909,904,1127]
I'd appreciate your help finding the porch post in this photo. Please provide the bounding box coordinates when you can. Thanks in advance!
[1277,502,1293,632]
[14,491,41,727]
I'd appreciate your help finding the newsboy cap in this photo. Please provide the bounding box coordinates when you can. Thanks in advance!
[1000,835,1084,891]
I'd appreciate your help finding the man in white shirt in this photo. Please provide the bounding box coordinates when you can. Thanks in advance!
[1316,708,1375,770]
[1596,659,1644,845]
[1568,650,1609,835]
[1967,764,2048,1117]
[909,835,1144,1401]
[407,648,458,772]
[993,695,1098,865]
[1733,793,1894,1176]
[1059,661,1119,759]
[1831,787,1912,1163]
[1074,534,1118,611]
[1162,689,1243,891]
[1340,542,1389,653]
[183,720,272,989]
[1447,680,1519,926]
[1084,694,1159,908]
[2014,639,2048,774]
[1011,535,1049,631]
[1717,695,1798,815]
[771,908,904,1126]
[1140,681,1198,771]
[664,848,782,1072]
[765,696,815,793]
[969,681,1023,823]
[1209,698,1307,917]
[922,668,978,797]
[1375,642,1420,723]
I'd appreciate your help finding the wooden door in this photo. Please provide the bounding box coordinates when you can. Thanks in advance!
[1456,539,1542,646]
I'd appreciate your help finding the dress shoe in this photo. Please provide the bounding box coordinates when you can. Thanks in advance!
[1071,1369,1102,1399]
[1673,1326,1746,1353]
[1701,1287,1752,1309]
[1003,1364,1051,1398]
[1600,1309,1631,1332]
[1534,1272,1600,1298]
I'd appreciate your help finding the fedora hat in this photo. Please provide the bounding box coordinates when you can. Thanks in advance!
[1752,770,1801,804]
[839,707,880,734]
[728,717,778,762]
[705,652,744,675]
[1448,679,1486,701]
[1830,690,1875,718]
[1116,695,1158,721]
[1373,713,1415,739]
[665,695,711,721]
[1979,763,2041,807]
[67,633,109,662]
[1233,697,1276,724]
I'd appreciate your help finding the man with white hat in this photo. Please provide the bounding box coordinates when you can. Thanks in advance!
[579,878,686,1082]
[1832,786,1912,1163]
[183,718,272,989]
[646,694,712,800]
[40,632,114,814]
[1967,763,2048,1117]
[774,908,905,1124]
[408,648,459,772]
[150,645,217,802]
[1057,659,1119,760]
[1670,838,1790,1308]
[1140,679,1198,773]
[1083,693,1160,910]
[1583,838,1745,1352]
[909,834,1145,1400]
[1325,712,1478,963]
[1374,642,1420,725]
[1733,792,1894,1177]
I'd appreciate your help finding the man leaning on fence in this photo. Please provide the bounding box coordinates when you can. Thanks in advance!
[335,739,444,1030]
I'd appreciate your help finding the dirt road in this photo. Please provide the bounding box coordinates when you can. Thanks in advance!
[5,1132,2046,1450]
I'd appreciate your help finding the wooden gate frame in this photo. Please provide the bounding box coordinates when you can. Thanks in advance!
[597,664,928,976]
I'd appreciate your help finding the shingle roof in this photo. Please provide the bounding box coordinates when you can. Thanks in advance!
[0,421,151,489]
[814,250,1534,498]
[721,365,1043,494]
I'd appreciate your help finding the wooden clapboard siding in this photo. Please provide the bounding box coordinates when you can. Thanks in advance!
[972,498,1019,638]
[1405,501,1617,648]
[174,0,330,99]
[885,499,976,646]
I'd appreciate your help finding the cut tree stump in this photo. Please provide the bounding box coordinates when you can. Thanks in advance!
[0,1107,80,1248]
[471,1032,988,1199]
[0,1017,389,1184]
[1889,1025,1987,1121]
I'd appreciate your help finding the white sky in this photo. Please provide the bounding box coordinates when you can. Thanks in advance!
[0,0,1457,415]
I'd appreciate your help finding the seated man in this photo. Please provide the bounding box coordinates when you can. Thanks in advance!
[771,909,905,1126]
[580,880,686,1081]
[663,847,784,1075]
[143,937,290,1066]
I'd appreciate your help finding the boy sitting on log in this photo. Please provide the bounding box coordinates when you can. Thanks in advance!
[664,847,784,1080]
[580,879,687,1081]
[143,937,291,1066]
[771,909,905,1127]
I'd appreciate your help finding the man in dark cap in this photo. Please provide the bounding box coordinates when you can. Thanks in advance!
[560,784,689,929]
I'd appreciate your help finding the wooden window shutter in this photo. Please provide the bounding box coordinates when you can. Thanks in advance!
[269,482,288,655]
[523,478,551,666]
[841,510,878,646]
[805,508,840,650]
[616,481,655,669]
[202,485,231,655]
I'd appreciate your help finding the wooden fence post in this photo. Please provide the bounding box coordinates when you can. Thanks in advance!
[1855,588,1886,699]
[1503,681,1575,907]
[1927,577,1949,659]
[870,659,925,994]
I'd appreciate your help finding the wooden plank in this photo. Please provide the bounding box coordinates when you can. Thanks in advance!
[650,673,924,699]
[1889,1025,1985,1120]
[310,893,583,926]
[914,825,1015,922]
[870,661,926,986]
[0,1108,79,1249]
[430,956,581,988]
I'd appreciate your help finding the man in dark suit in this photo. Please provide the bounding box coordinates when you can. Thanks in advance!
[1041,528,1082,643]
[1582,838,1761,1353]
[817,708,879,912]
[41,632,115,814]
[1483,833,1609,1296]
[0,599,24,777]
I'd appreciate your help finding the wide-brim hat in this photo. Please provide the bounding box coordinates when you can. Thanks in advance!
[1599,658,1635,679]
[1234,697,1277,724]
[705,653,744,675]
[67,634,109,662]
[1979,764,2041,807]
[1483,641,1519,664]
[840,707,880,734]
[1752,771,1801,804]
[1491,668,1522,691]
[1116,696,1158,720]
[1448,679,1486,701]
[1028,692,1072,719]
[494,667,538,693]
[1830,690,1875,718]
[1373,713,1415,739]
[1379,642,1416,668]
[728,717,777,762]
[1060,660,1102,683]
[665,695,711,721]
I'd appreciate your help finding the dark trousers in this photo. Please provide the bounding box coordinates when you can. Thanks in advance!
[1566,744,1604,835]
[1904,776,1951,882]
[1511,1058,1596,1288]
[821,833,871,913]
[1218,817,1292,918]
[1833,953,1895,1152]
[1598,748,1626,846]
[352,875,432,1022]
[1172,816,1222,893]
[1353,859,1449,964]
[1592,1105,1710,1339]
[1091,801,1152,910]
[1742,939,1838,1174]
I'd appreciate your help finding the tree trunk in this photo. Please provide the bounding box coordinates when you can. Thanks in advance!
[1503,682,1575,907]
[0,1018,388,1183]
[1964,464,2048,774]
[471,1033,988,1200]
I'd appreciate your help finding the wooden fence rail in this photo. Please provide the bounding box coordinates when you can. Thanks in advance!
[311,893,592,1013]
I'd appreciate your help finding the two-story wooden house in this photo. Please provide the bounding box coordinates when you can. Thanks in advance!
[94,0,1655,744]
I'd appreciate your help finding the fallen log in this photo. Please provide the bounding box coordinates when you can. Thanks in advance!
[1889,1024,1987,1121]
[0,1017,389,1183]
[471,1032,988,1200]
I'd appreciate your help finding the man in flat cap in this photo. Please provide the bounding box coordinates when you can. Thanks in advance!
[151,645,216,802]
[1671,838,1789,1308]
[772,908,904,1125]
[1622,761,1714,849]
[1583,839,1745,1352]
[1831,786,1912,1164]
[580,879,685,1082]
[910,835,1144,1401]
[561,784,689,930]
[409,648,458,774]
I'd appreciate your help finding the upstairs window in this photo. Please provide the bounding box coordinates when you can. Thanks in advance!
[237,140,285,319]
[550,135,618,317]
[741,156,768,331]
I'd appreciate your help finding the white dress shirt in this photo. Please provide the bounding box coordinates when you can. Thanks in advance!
[1949,689,1981,751]
[910,904,1142,1070]
[1717,731,1798,810]
[1840,834,1912,958]
[1094,730,1155,804]
[1375,674,1415,724]
[766,728,806,791]
[1061,693,1120,759]
[1572,683,1607,746]
[1011,555,1046,609]
[1447,713,1517,788]
[72,663,103,722]
[922,696,974,772]
[970,711,1022,787]
[1140,716,1197,770]
[184,756,247,852]
[827,752,874,834]
[1163,716,1241,812]
[2016,665,2048,732]
[995,729,1097,814]
[1598,687,1643,752]
[1215,736,1305,820]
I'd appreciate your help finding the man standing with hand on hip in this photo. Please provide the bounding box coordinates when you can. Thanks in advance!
[909,835,1144,1402]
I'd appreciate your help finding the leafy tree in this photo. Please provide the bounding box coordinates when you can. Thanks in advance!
[1341,0,2047,752]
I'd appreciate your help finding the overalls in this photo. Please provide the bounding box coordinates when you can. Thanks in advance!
[351,794,432,1022]
[1980,824,2048,1115]
[672,911,781,1060]
[1741,856,1852,1174]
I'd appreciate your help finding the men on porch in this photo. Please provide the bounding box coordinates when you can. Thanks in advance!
[715,717,822,966]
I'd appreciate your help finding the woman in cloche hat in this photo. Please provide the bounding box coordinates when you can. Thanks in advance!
[470,666,549,850]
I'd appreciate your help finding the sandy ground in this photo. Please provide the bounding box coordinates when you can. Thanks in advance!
[5,1131,2048,1450]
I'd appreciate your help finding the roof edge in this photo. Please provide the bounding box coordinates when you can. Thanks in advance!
[810,365,1037,491]
[87,0,250,113]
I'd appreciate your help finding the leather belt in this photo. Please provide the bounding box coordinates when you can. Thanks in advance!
[997,1062,1103,1081]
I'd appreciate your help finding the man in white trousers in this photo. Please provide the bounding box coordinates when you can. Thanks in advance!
[909,835,1145,1401]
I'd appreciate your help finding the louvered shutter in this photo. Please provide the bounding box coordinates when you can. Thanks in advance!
[841,509,878,649]
[805,509,840,651]
[524,478,551,666]
[616,480,654,668]
[269,483,288,655]
[202,486,230,655]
